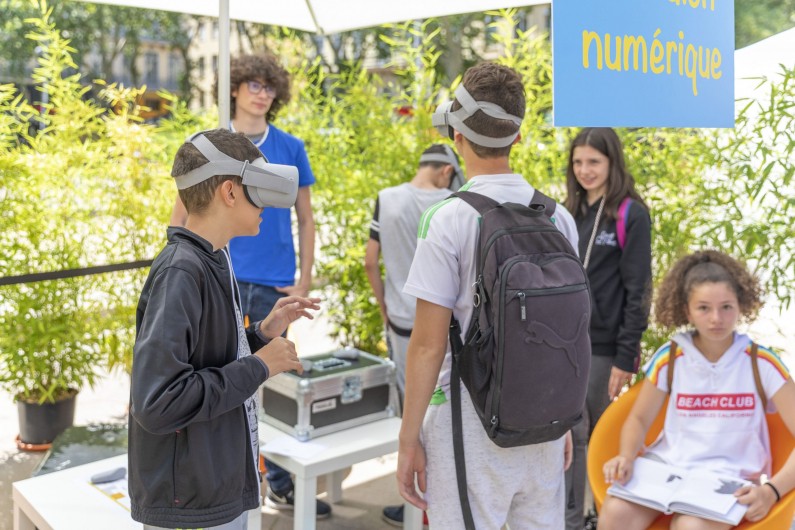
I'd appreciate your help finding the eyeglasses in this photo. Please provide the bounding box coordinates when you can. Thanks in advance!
[245,80,277,97]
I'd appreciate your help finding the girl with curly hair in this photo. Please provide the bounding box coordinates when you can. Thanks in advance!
[599,251,795,529]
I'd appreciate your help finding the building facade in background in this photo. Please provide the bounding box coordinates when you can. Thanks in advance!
[0,4,551,117]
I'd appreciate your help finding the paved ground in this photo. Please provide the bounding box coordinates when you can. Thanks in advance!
[2,304,794,529]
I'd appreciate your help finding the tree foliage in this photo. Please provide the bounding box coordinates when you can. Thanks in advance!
[3,1,793,106]
[735,0,795,48]
[0,0,195,101]
[713,66,795,309]
[236,8,540,85]
[0,1,176,402]
[0,6,792,382]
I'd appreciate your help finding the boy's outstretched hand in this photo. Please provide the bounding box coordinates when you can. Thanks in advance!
[255,337,303,377]
[259,296,321,339]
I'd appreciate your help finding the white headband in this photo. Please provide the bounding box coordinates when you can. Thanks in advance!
[431,84,523,149]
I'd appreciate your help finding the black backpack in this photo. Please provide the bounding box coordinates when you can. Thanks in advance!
[449,190,592,528]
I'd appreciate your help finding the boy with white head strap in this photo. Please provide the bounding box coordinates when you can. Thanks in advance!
[432,84,523,148]
[417,144,465,191]
[368,143,463,526]
[174,132,298,208]
[168,54,325,517]
[397,63,579,529]
[129,128,319,530]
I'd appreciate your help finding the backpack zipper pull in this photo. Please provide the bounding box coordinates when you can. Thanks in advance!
[473,276,484,307]
[517,291,527,321]
[489,415,499,437]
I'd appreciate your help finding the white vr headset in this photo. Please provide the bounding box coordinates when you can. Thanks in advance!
[174,131,298,209]
[431,84,523,149]
[418,144,465,191]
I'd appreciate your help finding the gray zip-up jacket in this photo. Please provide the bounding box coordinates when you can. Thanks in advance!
[128,227,269,528]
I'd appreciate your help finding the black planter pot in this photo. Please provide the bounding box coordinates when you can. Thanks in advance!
[17,391,78,447]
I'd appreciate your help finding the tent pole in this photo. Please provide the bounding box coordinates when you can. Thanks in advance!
[304,0,337,72]
[218,0,231,127]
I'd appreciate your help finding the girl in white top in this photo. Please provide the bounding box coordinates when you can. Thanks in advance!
[599,251,795,529]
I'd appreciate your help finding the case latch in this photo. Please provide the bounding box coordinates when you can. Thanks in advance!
[341,375,363,404]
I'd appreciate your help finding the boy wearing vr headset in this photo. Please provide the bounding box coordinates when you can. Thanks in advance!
[170,54,325,517]
[129,128,320,530]
[396,63,578,529]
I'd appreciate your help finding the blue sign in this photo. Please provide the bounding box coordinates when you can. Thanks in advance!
[552,0,734,128]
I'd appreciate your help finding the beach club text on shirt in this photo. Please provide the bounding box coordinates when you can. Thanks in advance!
[552,0,734,128]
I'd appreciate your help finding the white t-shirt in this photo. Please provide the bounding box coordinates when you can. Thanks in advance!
[643,331,791,480]
[403,174,579,393]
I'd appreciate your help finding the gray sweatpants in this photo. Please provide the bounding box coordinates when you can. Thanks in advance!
[386,327,410,400]
[564,354,614,530]
[422,385,566,530]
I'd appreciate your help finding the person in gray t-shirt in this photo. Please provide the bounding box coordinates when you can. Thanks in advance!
[365,142,463,528]
[365,144,463,398]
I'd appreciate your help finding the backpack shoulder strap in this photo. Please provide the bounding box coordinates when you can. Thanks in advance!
[449,316,477,530]
[530,189,557,218]
[617,197,634,250]
[750,342,769,411]
[450,191,499,216]
[667,340,678,393]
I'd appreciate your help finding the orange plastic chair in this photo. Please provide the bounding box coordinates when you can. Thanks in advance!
[587,382,795,529]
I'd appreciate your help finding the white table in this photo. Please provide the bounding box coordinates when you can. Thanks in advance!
[260,416,423,530]
[12,419,423,530]
[13,454,139,530]
[13,453,258,530]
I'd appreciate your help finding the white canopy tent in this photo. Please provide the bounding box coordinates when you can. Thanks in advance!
[70,0,549,125]
[734,26,795,109]
[732,27,795,355]
[73,0,547,33]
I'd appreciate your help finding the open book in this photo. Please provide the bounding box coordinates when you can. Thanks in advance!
[607,457,752,525]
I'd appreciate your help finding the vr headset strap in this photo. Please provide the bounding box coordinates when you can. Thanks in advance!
[432,85,523,149]
[174,134,294,195]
